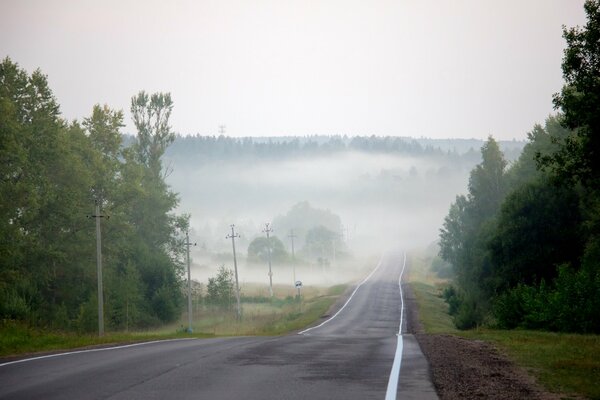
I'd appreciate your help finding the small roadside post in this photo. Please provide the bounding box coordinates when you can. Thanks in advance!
[295,280,303,312]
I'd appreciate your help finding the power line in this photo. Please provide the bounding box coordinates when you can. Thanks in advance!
[263,223,274,298]
[226,225,242,319]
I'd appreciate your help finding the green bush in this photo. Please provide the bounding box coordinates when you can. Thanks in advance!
[493,264,600,333]
[0,288,30,320]
[442,285,460,315]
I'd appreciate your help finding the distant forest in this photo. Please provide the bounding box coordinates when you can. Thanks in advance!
[159,134,525,164]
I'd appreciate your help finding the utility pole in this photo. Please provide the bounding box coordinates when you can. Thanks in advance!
[218,125,226,135]
[226,225,242,319]
[88,200,108,337]
[332,237,336,267]
[185,231,196,333]
[263,223,274,297]
[288,229,297,284]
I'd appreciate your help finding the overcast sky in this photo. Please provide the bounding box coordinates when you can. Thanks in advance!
[1,0,587,140]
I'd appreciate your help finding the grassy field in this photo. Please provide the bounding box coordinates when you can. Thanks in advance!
[408,252,600,400]
[0,283,346,358]
[176,283,346,336]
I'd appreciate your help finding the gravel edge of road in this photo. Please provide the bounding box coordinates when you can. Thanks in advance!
[403,283,568,400]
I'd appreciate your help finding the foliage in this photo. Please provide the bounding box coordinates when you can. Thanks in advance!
[206,266,234,309]
[430,256,453,279]
[488,178,584,291]
[247,236,288,264]
[303,225,346,265]
[130,91,175,177]
[272,201,343,250]
[439,136,508,328]
[438,2,600,334]
[545,0,600,188]
[165,134,524,165]
[0,58,185,332]
[410,274,600,399]
[441,116,600,333]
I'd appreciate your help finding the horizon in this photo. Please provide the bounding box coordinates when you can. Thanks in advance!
[1,1,587,141]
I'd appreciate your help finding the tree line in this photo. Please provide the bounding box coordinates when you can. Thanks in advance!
[439,1,600,333]
[0,57,187,332]
[164,133,523,165]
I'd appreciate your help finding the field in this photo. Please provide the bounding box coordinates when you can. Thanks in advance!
[174,283,347,336]
[409,253,600,400]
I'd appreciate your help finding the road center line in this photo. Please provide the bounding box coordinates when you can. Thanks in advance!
[0,338,196,368]
[298,256,384,335]
[385,252,407,400]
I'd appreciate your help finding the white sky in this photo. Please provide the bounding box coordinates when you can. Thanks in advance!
[1,0,587,140]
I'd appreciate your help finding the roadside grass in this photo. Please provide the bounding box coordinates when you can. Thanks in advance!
[408,252,600,399]
[460,329,600,400]
[182,284,346,336]
[0,320,212,358]
[0,283,346,358]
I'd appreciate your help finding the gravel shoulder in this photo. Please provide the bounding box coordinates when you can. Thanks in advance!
[403,283,564,400]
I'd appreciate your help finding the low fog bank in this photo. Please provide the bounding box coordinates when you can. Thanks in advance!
[164,141,523,286]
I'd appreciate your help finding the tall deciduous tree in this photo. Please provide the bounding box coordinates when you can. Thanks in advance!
[1,59,187,330]
[439,137,508,328]
[548,0,600,187]
[247,236,288,263]
[130,91,175,177]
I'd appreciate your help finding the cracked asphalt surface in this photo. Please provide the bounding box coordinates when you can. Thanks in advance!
[0,252,437,400]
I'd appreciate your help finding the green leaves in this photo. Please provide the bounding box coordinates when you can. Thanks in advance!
[0,58,186,331]
[130,91,175,176]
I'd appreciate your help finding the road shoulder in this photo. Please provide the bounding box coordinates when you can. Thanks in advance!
[403,284,564,400]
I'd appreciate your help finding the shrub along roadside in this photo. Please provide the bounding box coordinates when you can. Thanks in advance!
[409,264,600,400]
[0,284,346,358]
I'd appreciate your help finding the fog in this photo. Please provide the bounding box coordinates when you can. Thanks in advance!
[164,139,511,288]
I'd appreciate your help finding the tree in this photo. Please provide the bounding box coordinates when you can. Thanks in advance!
[130,91,175,177]
[0,58,187,330]
[206,266,234,309]
[272,202,343,250]
[439,137,508,328]
[488,178,583,291]
[247,236,288,264]
[546,1,600,186]
[303,225,344,264]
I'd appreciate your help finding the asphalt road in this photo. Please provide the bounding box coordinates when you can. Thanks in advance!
[0,252,437,400]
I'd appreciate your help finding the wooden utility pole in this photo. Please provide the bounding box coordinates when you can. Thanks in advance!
[184,231,196,332]
[226,225,242,319]
[88,201,108,337]
[263,223,274,297]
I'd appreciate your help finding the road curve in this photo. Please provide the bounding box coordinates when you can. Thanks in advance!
[0,252,437,400]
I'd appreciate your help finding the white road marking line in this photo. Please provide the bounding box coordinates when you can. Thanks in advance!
[298,256,384,335]
[385,251,407,400]
[0,338,196,368]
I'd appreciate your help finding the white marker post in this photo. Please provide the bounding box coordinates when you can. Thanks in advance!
[295,280,303,311]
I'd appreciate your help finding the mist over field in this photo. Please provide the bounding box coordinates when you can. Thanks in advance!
[164,136,524,287]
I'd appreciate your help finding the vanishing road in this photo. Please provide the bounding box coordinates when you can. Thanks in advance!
[0,252,437,400]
